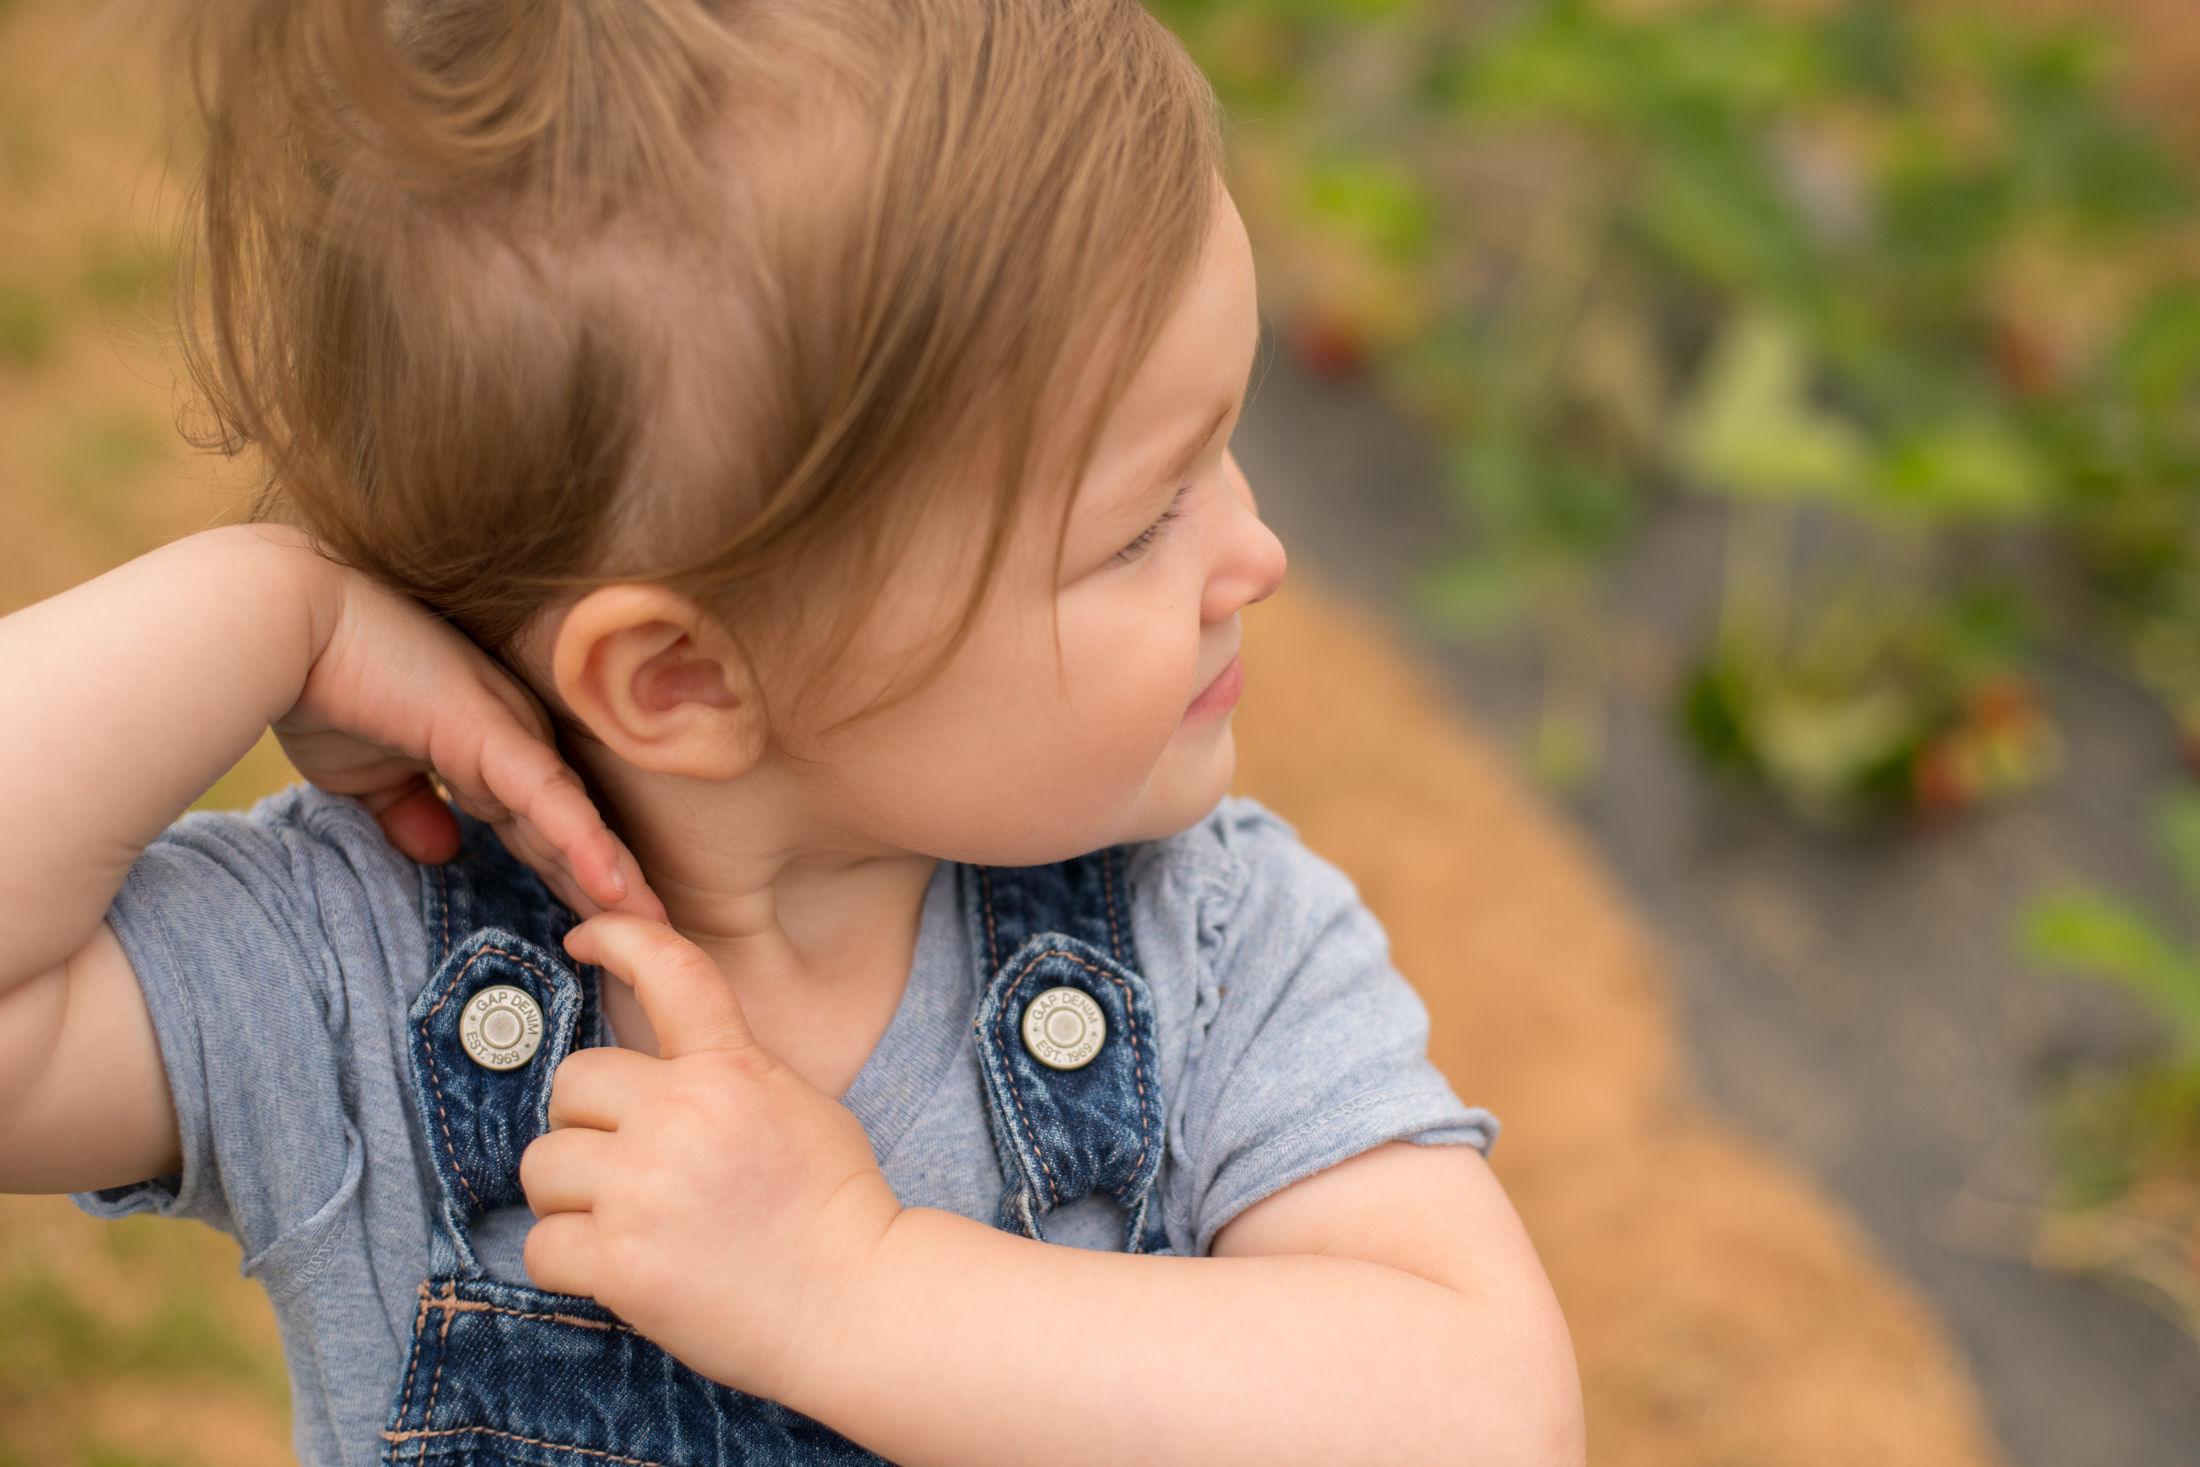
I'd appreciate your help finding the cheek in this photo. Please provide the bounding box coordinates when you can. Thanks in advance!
[1053,581,1203,750]
[828,587,1204,862]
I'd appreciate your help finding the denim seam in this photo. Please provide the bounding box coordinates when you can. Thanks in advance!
[394,1282,432,1431]
[418,1291,634,1336]
[1100,851,1124,964]
[997,946,1154,1210]
[416,944,557,1216]
[417,1281,463,1451]
[979,867,1001,973]
[377,1424,673,1467]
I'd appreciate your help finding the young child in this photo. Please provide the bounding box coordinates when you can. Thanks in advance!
[0,0,1582,1461]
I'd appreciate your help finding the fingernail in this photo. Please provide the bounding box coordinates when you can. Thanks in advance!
[606,864,629,898]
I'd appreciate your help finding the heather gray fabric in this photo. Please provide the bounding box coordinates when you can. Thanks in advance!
[77,787,1495,1467]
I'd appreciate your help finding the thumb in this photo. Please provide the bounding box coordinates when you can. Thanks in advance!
[562,914,755,1060]
[362,775,462,864]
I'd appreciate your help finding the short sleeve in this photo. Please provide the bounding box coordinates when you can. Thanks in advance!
[74,787,426,1269]
[1154,802,1497,1256]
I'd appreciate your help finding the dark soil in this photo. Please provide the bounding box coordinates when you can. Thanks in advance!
[1233,348,2200,1467]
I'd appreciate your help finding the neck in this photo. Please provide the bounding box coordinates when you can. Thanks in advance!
[577,751,938,1088]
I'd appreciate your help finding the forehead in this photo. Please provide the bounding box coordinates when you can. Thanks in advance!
[1070,195,1258,517]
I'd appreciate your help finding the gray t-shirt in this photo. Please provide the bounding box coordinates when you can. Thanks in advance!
[78,788,1494,1466]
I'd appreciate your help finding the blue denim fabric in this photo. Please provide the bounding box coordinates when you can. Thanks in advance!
[970,859,1166,1249]
[383,820,1165,1464]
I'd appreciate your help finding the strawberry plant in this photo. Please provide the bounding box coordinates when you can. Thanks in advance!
[2019,794,2200,1337]
[1159,0,2199,813]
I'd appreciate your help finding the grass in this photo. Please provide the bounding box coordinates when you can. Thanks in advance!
[0,5,301,1453]
[0,1198,291,1467]
[44,408,169,527]
[0,280,56,367]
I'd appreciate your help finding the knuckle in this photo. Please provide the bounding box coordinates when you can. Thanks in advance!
[517,1135,558,1193]
[553,1047,606,1087]
[649,934,717,981]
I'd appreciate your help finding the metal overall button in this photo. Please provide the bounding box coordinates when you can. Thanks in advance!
[460,985,545,1071]
[1021,986,1106,1070]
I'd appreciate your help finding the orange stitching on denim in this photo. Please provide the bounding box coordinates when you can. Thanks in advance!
[378,1425,672,1466]
[552,1312,616,1331]
[419,1290,632,1335]
[416,1282,462,1450]
[1106,953,1154,1184]
[394,1282,431,1429]
[1099,851,1124,964]
[998,949,1064,1207]
[979,867,1001,972]
[417,945,555,1214]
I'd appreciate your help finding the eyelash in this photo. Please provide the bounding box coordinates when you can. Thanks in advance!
[1113,485,1190,565]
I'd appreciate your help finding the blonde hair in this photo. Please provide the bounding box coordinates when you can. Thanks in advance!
[180,0,1221,676]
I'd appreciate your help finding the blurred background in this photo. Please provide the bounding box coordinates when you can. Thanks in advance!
[2,0,2199,1463]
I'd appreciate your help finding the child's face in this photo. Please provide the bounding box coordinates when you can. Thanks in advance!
[782,191,1283,866]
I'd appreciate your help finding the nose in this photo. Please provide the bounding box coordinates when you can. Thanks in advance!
[1202,450,1288,625]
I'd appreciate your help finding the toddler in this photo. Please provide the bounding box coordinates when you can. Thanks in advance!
[0,0,1583,1462]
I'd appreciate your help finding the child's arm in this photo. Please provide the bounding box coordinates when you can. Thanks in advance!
[525,916,1584,1467]
[0,526,658,1194]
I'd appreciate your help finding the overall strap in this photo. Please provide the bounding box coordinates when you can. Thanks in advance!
[974,848,1136,971]
[408,817,601,1278]
[969,849,1168,1251]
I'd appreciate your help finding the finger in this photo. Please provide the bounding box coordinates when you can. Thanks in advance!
[503,818,668,926]
[519,1127,616,1216]
[493,821,626,926]
[562,914,754,1061]
[448,724,668,922]
[522,1209,602,1299]
[546,1044,656,1131]
[445,725,624,901]
[361,776,461,864]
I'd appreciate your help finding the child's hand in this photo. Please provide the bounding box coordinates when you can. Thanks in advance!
[275,565,663,921]
[519,914,902,1400]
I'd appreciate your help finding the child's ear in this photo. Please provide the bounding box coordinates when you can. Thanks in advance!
[550,586,765,781]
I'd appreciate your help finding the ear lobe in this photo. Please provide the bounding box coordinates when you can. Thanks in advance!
[551,586,764,781]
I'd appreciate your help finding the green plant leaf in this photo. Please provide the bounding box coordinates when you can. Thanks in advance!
[1872,418,2046,523]
[1300,155,1436,261]
[2113,287,2200,411]
[1675,310,1872,503]
[2020,886,2200,1055]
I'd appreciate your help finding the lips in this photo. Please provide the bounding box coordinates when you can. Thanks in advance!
[1184,655,1244,722]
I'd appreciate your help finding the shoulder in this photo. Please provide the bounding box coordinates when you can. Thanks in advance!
[115,784,428,1004]
[1129,801,1494,1254]
[1128,795,1371,983]
[149,783,416,891]
[1129,795,1334,906]
[128,783,420,920]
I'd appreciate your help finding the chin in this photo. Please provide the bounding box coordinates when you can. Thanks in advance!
[1118,726,1238,846]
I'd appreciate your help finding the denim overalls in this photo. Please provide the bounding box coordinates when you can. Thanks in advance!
[380,820,1167,1465]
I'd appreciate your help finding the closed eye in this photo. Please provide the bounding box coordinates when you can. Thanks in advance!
[1113,484,1190,565]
